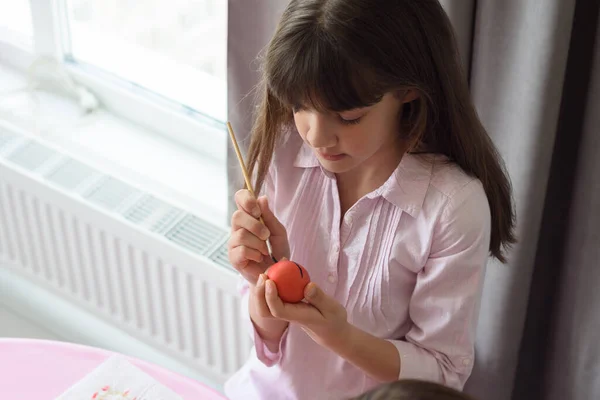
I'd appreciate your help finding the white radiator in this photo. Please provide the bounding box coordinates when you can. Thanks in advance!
[0,121,250,386]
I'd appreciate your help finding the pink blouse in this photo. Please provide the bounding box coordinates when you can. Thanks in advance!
[225,132,491,400]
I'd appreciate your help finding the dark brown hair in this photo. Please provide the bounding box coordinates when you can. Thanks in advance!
[351,380,477,400]
[246,0,516,262]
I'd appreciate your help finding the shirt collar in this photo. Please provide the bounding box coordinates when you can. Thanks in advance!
[293,142,433,217]
[293,141,321,168]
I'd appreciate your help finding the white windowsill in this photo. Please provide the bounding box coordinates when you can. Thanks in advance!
[0,62,229,228]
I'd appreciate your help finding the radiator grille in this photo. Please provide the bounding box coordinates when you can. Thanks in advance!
[164,214,227,256]
[46,158,101,191]
[7,141,56,172]
[0,123,248,386]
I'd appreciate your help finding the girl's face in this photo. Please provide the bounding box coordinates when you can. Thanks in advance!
[293,92,411,175]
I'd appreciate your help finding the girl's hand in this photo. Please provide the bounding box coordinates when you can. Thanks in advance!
[250,273,276,320]
[228,189,290,285]
[264,280,350,349]
[249,256,291,321]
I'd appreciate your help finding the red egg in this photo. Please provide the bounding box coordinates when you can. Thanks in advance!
[266,260,311,303]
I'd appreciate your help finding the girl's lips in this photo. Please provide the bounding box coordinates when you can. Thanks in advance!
[318,152,346,161]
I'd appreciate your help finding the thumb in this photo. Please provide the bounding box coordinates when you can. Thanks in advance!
[257,196,286,236]
[304,283,336,312]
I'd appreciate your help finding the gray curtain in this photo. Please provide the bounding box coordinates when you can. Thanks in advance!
[226,1,600,399]
[530,3,600,399]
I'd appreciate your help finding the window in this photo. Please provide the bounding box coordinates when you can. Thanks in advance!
[0,1,33,40]
[0,1,227,160]
[65,0,227,122]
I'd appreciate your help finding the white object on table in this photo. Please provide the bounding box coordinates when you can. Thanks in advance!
[55,355,183,400]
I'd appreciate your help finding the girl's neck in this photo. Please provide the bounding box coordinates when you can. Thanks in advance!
[336,140,408,215]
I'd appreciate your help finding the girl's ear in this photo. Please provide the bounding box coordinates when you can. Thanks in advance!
[396,89,420,104]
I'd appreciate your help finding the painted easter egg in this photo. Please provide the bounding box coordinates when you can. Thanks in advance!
[266,260,311,303]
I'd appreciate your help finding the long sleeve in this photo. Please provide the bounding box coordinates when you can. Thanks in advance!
[388,179,491,389]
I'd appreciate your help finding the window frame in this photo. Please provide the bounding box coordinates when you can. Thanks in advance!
[0,0,227,163]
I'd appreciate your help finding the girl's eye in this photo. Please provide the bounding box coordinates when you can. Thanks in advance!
[339,116,362,125]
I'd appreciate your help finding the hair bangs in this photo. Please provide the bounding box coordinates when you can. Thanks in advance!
[266,29,383,113]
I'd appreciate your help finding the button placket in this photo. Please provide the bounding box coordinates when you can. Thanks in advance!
[327,240,340,286]
[327,273,337,284]
[329,244,339,266]
[341,201,362,244]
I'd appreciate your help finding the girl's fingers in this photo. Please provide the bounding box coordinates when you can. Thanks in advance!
[231,209,271,241]
[253,274,273,318]
[228,249,266,285]
[235,189,261,219]
[229,229,270,256]
[265,280,286,319]
[229,244,264,267]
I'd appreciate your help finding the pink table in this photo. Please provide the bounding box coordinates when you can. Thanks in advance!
[0,338,226,399]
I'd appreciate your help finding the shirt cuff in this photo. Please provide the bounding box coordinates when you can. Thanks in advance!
[252,321,290,367]
[388,339,443,382]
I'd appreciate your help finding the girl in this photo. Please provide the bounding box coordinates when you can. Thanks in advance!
[225,0,516,399]
[352,379,478,400]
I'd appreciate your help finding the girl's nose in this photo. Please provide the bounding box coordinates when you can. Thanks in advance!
[305,114,337,149]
